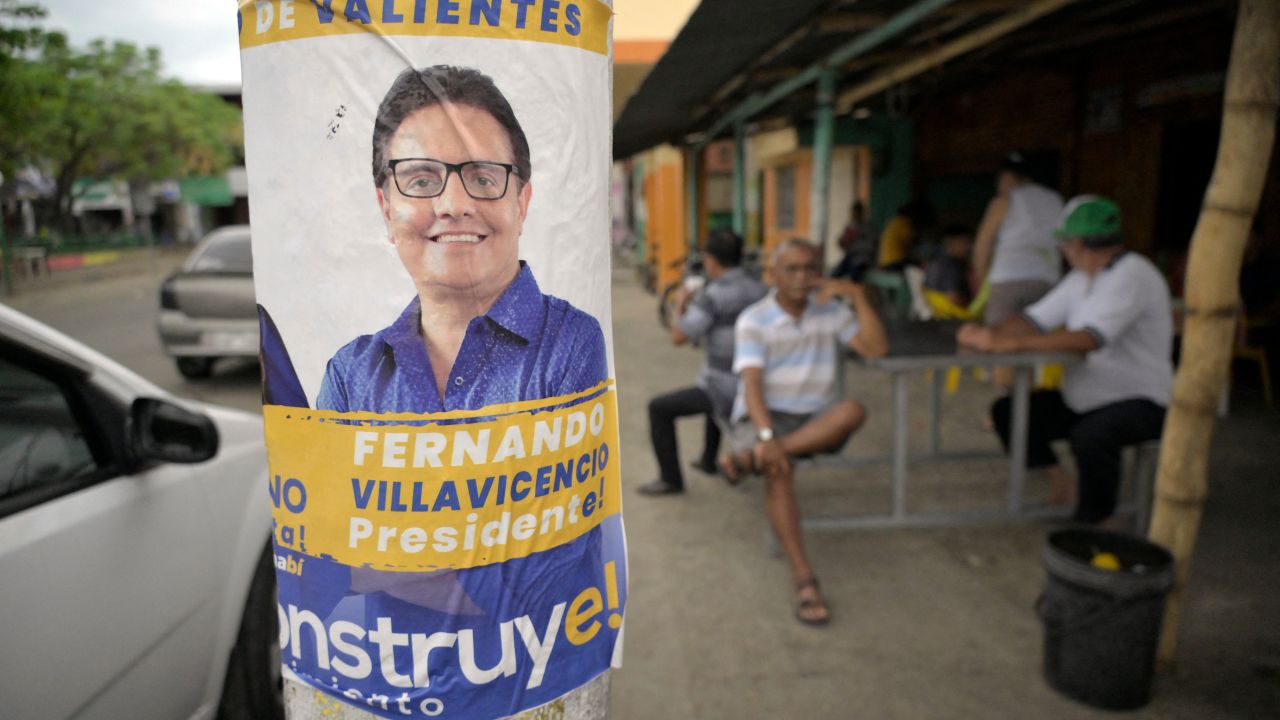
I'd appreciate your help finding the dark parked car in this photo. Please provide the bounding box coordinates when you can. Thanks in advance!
[158,225,258,379]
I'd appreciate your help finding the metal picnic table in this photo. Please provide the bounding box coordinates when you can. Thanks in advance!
[803,319,1083,530]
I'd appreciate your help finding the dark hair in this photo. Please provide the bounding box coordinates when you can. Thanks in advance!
[371,65,531,188]
[942,224,972,238]
[1081,233,1123,249]
[703,228,744,267]
[899,199,935,227]
[1000,149,1029,176]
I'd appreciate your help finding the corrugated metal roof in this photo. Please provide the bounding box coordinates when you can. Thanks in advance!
[612,0,833,158]
[612,0,1232,158]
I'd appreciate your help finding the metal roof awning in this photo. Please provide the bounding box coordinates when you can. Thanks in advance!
[612,0,831,158]
[613,0,1234,158]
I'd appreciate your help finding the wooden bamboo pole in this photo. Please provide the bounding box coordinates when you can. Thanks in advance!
[1147,0,1279,670]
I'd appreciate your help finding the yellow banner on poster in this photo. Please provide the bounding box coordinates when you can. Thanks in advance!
[238,0,611,55]
[265,386,621,571]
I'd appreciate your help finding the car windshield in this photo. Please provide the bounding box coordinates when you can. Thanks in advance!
[190,232,253,273]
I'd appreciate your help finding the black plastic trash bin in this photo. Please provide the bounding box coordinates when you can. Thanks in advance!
[1038,529,1175,711]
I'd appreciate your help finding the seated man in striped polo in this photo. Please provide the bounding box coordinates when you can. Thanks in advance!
[725,238,888,625]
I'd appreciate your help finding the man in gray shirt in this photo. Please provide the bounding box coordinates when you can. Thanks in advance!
[638,229,768,495]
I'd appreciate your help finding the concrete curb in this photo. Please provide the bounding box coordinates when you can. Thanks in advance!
[5,247,190,298]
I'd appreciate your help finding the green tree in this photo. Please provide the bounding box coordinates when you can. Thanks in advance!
[1,3,243,231]
[0,0,44,54]
[0,0,54,184]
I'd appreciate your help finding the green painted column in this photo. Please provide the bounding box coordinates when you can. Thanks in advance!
[732,119,746,236]
[809,68,836,253]
[868,115,915,239]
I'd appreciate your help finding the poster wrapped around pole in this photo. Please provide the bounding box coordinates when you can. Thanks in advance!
[237,2,624,717]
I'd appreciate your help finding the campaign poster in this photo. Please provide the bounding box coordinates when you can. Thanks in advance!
[237,2,625,717]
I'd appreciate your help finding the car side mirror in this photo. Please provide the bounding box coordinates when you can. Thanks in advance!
[129,398,219,464]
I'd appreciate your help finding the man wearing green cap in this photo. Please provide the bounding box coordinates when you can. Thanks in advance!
[957,195,1173,525]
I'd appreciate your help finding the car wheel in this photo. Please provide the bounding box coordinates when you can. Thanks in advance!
[217,546,284,720]
[176,357,215,379]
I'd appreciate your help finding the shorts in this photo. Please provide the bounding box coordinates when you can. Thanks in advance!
[728,408,853,455]
[985,280,1054,325]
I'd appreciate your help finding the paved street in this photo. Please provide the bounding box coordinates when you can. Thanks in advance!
[8,255,1278,719]
[7,248,263,414]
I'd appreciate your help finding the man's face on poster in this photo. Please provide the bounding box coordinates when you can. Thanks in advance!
[377,102,532,294]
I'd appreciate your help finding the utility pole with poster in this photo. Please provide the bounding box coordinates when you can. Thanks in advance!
[237,1,626,717]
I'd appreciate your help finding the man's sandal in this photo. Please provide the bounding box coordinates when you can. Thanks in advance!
[794,576,830,626]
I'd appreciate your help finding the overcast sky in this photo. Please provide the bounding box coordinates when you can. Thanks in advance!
[42,1,242,86]
[36,0,697,87]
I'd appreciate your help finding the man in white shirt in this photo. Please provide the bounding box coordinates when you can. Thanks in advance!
[973,151,1065,389]
[958,196,1172,525]
[974,151,1064,317]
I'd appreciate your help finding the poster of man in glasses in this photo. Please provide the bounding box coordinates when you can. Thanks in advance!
[315,65,607,414]
[240,5,623,717]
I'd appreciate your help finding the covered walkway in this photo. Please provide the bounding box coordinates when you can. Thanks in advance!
[606,263,1280,718]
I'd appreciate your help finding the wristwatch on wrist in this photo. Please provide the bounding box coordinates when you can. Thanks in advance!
[757,427,775,443]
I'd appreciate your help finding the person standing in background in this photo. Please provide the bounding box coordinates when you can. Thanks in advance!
[972,151,1064,389]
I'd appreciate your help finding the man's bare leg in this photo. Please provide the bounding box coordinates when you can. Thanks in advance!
[1045,464,1076,506]
[763,462,829,624]
[760,400,865,624]
[1095,515,1120,530]
[992,366,1014,392]
[780,399,866,457]
[723,400,866,479]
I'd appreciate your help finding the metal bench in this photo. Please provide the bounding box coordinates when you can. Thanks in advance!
[1123,440,1160,535]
